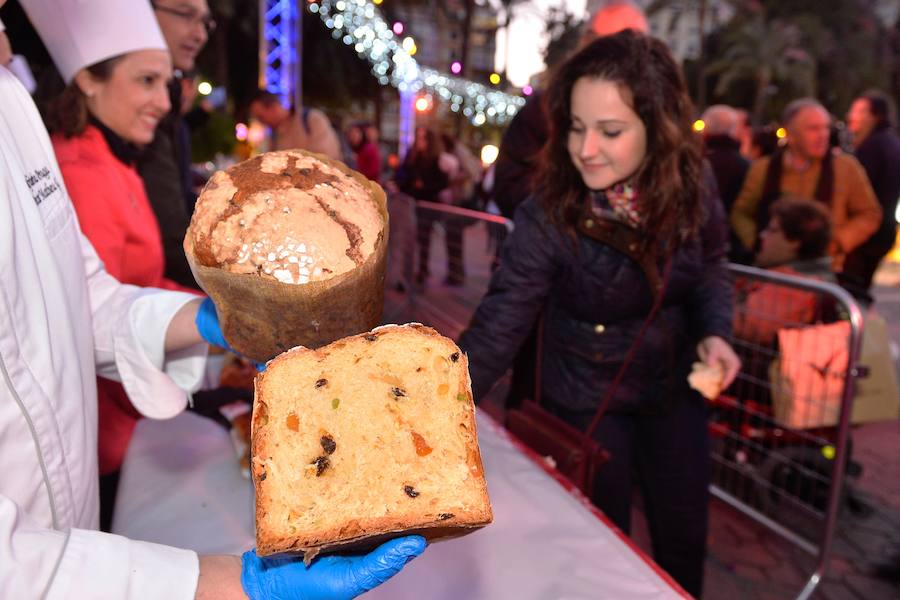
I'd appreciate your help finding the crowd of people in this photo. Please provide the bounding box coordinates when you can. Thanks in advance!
[1,0,898,597]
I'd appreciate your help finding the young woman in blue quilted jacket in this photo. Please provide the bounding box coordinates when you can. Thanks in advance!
[459,31,741,597]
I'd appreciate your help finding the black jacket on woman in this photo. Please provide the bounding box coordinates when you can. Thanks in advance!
[840,125,900,300]
[854,125,900,249]
[459,176,733,415]
[395,153,448,202]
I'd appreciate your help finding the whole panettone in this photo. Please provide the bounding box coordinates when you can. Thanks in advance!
[185,150,388,362]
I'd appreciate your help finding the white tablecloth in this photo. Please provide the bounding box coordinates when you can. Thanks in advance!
[114,410,686,599]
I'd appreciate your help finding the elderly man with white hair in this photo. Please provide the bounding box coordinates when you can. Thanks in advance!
[731,97,881,269]
[701,104,749,217]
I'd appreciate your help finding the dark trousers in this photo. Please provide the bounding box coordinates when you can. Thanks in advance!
[415,207,465,283]
[548,397,711,598]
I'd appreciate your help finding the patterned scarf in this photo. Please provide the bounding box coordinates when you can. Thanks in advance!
[605,181,641,227]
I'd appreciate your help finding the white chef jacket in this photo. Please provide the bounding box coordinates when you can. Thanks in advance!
[0,66,207,598]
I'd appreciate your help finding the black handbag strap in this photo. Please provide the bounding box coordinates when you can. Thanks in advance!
[533,254,674,452]
[581,256,673,446]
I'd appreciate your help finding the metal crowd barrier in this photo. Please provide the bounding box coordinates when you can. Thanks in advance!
[383,194,513,339]
[713,263,865,600]
[382,210,866,599]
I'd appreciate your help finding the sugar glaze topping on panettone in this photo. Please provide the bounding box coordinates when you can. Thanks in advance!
[190,151,382,284]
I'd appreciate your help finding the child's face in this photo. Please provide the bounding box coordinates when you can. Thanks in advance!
[756,216,800,268]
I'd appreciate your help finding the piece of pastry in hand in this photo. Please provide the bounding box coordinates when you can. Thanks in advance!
[688,361,725,399]
[251,324,492,563]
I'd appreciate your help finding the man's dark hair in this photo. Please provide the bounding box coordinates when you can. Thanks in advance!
[250,89,282,107]
[860,89,896,130]
[770,196,832,260]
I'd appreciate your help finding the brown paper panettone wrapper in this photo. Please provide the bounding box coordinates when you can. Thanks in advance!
[185,151,389,363]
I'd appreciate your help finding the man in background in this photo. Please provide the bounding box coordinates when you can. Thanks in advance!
[701,104,749,215]
[730,98,881,271]
[249,90,342,161]
[0,16,36,91]
[701,104,750,262]
[840,89,900,304]
[140,0,213,291]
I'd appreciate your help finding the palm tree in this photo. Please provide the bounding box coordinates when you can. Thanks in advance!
[705,15,816,122]
[645,0,769,108]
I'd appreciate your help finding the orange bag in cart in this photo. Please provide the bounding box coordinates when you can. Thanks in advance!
[769,321,851,429]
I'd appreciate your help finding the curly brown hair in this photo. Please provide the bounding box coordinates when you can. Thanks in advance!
[537,30,705,256]
[42,56,123,138]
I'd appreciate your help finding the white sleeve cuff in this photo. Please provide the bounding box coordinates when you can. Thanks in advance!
[116,291,208,419]
[45,529,199,600]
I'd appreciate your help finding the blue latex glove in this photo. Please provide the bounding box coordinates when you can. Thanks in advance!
[241,536,426,600]
[195,297,229,349]
[195,297,266,371]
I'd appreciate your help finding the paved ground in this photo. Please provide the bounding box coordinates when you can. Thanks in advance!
[691,419,900,600]
[383,217,900,599]
[873,263,900,378]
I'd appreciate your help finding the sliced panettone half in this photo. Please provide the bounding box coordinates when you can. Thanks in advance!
[251,324,492,562]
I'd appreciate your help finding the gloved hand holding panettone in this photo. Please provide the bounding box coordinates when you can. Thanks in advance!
[195,297,266,371]
[195,296,231,351]
[240,536,426,600]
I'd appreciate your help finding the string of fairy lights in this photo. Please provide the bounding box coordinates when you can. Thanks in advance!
[307,0,525,127]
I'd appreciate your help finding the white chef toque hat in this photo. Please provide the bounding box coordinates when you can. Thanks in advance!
[20,0,167,84]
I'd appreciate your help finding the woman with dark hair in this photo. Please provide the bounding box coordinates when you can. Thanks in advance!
[842,89,900,303]
[459,30,739,595]
[347,121,381,182]
[42,30,199,530]
[394,126,450,285]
